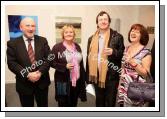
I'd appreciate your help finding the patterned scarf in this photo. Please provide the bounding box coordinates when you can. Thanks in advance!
[63,41,79,87]
[88,28,110,88]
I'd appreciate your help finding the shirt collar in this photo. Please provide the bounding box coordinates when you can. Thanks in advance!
[23,35,34,41]
[99,33,104,39]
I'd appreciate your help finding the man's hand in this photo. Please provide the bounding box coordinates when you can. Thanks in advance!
[103,48,113,56]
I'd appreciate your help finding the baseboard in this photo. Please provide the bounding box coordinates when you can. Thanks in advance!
[5,80,16,84]
[5,79,54,84]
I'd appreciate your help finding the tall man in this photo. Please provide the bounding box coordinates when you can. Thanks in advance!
[7,17,50,107]
[86,11,125,106]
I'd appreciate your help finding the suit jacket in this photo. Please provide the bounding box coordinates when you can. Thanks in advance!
[86,28,125,83]
[7,35,51,95]
[50,42,87,101]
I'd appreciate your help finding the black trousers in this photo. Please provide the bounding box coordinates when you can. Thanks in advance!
[18,87,48,107]
[57,85,78,107]
[94,79,119,107]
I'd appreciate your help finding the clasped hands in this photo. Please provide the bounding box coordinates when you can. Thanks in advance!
[27,70,41,83]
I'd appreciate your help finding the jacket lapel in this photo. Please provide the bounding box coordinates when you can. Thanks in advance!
[107,29,114,48]
[18,36,32,65]
[34,35,40,61]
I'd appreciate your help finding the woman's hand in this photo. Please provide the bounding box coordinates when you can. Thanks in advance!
[124,53,132,63]
[128,58,138,67]
[124,53,138,67]
[66,63,74,70]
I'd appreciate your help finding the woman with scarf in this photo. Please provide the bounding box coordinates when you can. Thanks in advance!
[86,11,125,106]
[51,25,87,107]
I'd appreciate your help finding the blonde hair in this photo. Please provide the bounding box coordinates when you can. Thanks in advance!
[61,24,76,39]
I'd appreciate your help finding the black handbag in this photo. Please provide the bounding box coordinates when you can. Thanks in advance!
[127,72,155,102]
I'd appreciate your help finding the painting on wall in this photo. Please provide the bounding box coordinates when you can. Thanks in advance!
[55,16,82,44]
[110,18,121,33]
[147,26,155,34]
[8,15,38,40]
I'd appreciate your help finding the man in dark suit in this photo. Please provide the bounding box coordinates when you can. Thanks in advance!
[7,17,51,107]
[86,11,124,107]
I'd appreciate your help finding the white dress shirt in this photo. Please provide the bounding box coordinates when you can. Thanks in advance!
[98,33,105,66]
[22,35,35,53]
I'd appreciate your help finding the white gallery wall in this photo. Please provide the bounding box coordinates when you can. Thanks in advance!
[5,5,155,83]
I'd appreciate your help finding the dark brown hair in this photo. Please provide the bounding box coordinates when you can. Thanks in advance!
[96,11,111,24]
[128,24,149,46]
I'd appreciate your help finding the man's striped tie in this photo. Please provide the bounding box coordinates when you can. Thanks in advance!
[27,39,35,64]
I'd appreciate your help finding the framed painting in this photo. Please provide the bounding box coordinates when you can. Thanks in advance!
[8,15,38,40]
[55,16,81,43]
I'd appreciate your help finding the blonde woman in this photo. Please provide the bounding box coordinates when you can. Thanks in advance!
[51,25,87,107]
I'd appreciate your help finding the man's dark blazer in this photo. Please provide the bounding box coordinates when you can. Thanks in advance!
[7,35,51,95]
[86,29,125,82]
